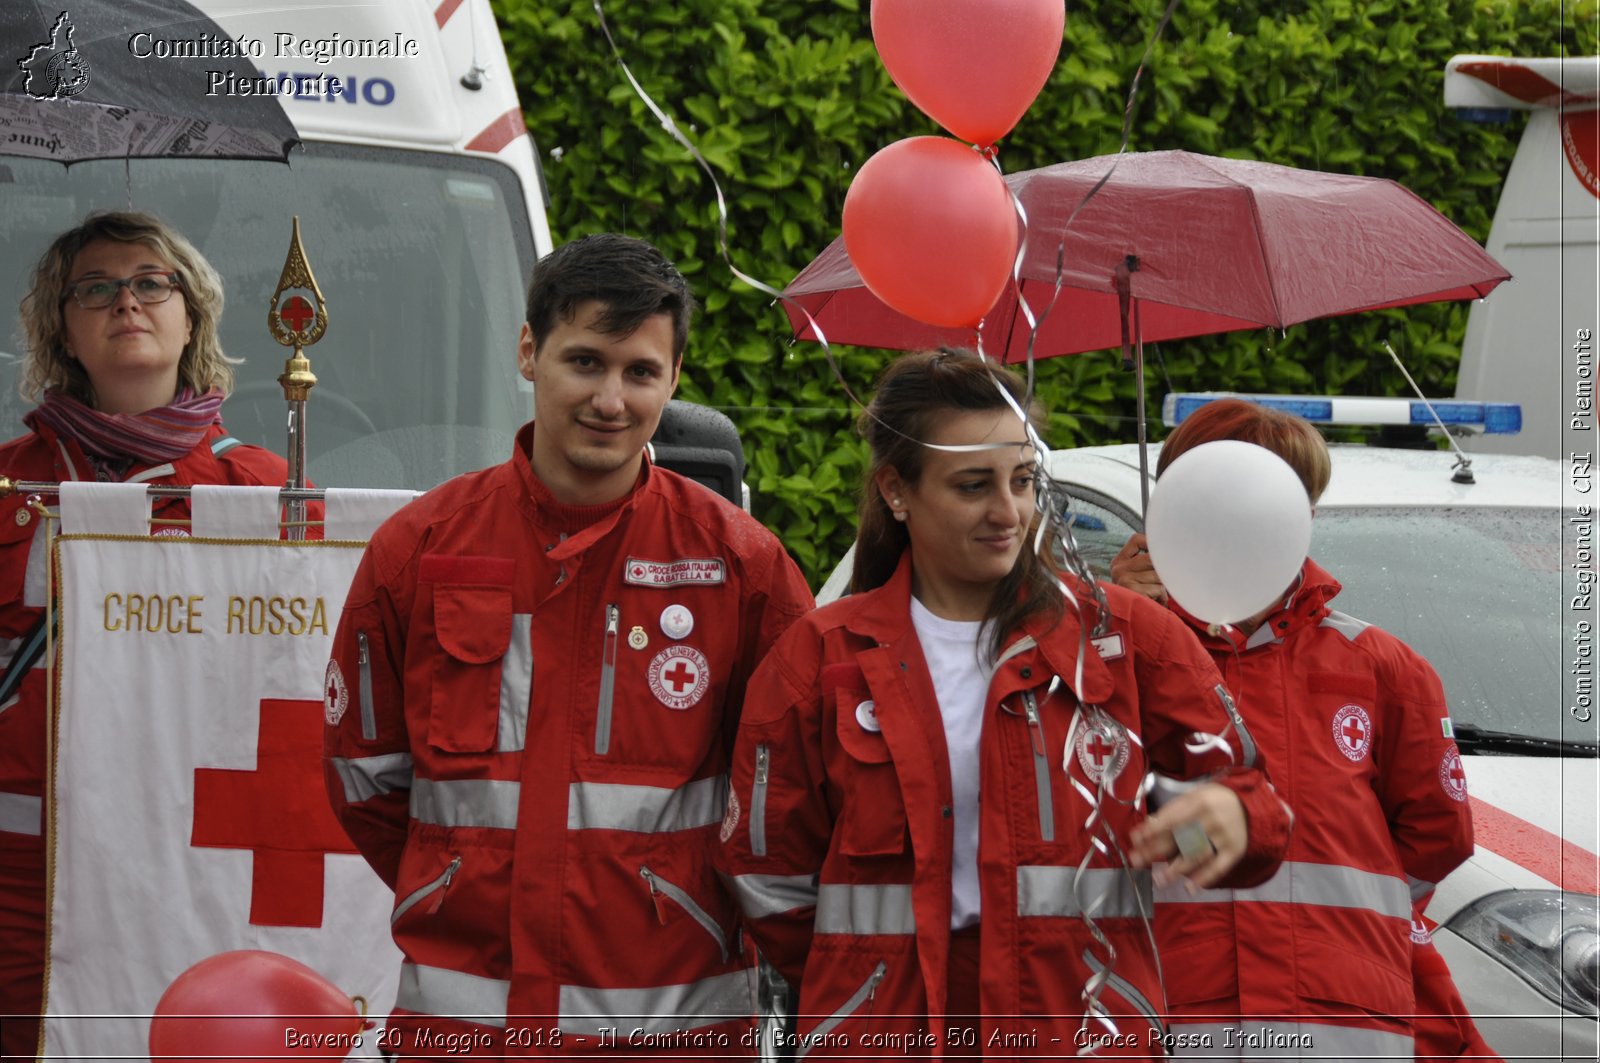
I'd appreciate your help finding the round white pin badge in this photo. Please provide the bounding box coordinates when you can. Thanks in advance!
[660,604,694,640]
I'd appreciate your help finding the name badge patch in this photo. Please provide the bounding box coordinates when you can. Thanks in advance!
[624,557,726,587]
[1091,633,1125,660]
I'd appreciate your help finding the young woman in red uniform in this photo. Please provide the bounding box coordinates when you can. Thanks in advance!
[0,212,296,1057]
[718,350,1292,1058]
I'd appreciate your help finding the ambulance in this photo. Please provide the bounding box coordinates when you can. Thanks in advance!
[1446,54,1599,460]
[0,0,555,488]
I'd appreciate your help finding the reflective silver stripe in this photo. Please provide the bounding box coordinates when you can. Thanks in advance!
[567,776,724,833]
[1407,874,1435,903]
[356,632,376,742]
[641,866,729,963]
[497,614,532,753]
[411,777,520,830]
[1083,949,1161,1034]
[395,962,508,1029]
[330,752,414,804]
[1215,685,1259,768]
[1016,866,1152,919]
[595,604,619,755]
[798,963,885,1060]
[126,463,176,483]
[1321,610,1371,642]
[996,635,1036,669]
[723,872,818,919]
[55,439,80,481]
[1155,860,1410,921]
[392,856,460,926]
[1024,693,1054,841]
[0,792,42,836]
[1167,1022,1413,1060]
[814,883,915,935]
[751,744,770,856]
[558,969,751,1036]
[21,521,47,608]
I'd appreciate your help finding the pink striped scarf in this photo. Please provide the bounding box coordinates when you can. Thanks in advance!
[25,387,226,472]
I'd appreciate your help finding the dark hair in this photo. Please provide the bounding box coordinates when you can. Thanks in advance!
[523,233,695,359]
[851,348,1060,657]
[1158,398,1331,503]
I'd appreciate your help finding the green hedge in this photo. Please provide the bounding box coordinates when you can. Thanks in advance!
[497,0,1589,586]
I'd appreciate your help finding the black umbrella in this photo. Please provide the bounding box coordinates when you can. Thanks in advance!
[0,0,298,164]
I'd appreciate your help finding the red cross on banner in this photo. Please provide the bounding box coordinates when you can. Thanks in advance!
[663,660,696,693]
[281,294,316,332]
[192,698,357,928]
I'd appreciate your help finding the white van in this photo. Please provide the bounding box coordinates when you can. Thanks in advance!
[1446,55,1599,459]
[0,0,554,488]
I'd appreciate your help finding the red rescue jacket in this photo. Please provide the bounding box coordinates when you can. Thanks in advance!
[717,553,1291,1058]
[324,426,813,1057]
[1155,560,1477,1058]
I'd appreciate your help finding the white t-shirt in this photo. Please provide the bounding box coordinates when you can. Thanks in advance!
[910,596,995,930]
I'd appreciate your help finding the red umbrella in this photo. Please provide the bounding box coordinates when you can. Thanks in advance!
[783,150,1509,361]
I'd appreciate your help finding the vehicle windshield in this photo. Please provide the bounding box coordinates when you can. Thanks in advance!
[1310,506,1566,745]
[0,142,534,488]
[1051,491,1569,747]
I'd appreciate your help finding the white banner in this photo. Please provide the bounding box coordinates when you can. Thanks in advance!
[45,534,402,1059]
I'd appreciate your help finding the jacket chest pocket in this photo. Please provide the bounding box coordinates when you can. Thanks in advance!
[1309,671,1380,768]
[429,584,513,754]
[0,507,45,621]
[833,697,907,857]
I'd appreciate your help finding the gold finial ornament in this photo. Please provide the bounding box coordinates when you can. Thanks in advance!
[267,217,330,540]
[269,216,328,400]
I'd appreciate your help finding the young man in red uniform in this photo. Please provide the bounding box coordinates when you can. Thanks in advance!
[323,234,813,1058]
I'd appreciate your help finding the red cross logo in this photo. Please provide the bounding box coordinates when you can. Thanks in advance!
[1085,733,1115,766]
[192,698,358,927]
[1439,748,1469,802]
[1073,719,1129,784]
[648,645,710,710]
[1331,704,1373,762]
[663,659,697,694]
[280,294,316,333]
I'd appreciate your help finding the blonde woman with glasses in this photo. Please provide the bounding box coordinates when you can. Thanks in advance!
[0,211,301,1056]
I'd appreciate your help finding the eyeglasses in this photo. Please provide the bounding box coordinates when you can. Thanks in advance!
[62,272,183,310]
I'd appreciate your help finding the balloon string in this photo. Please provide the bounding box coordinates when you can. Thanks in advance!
[593,0,1000,462]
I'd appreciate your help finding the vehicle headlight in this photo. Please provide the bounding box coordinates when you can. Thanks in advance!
[1447,890,1600,1017]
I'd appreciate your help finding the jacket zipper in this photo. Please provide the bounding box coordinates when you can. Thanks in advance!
[1022,691,1055,842]
[797,961,887,1059]
[640,866,730,963]
[595,604,619,755]
[391,855,461,926]
[357,632,377,741]
[1215,683,1259,767]
[751,744,770,856]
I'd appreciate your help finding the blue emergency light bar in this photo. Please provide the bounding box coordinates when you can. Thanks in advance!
[1161,393,1523,435]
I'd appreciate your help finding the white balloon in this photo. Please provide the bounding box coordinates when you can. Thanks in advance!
[1145,440,1313,625]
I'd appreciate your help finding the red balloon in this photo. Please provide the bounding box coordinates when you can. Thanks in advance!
[842,137,1018,329]
[872,0,1065,147]
[149,950,363,1062]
